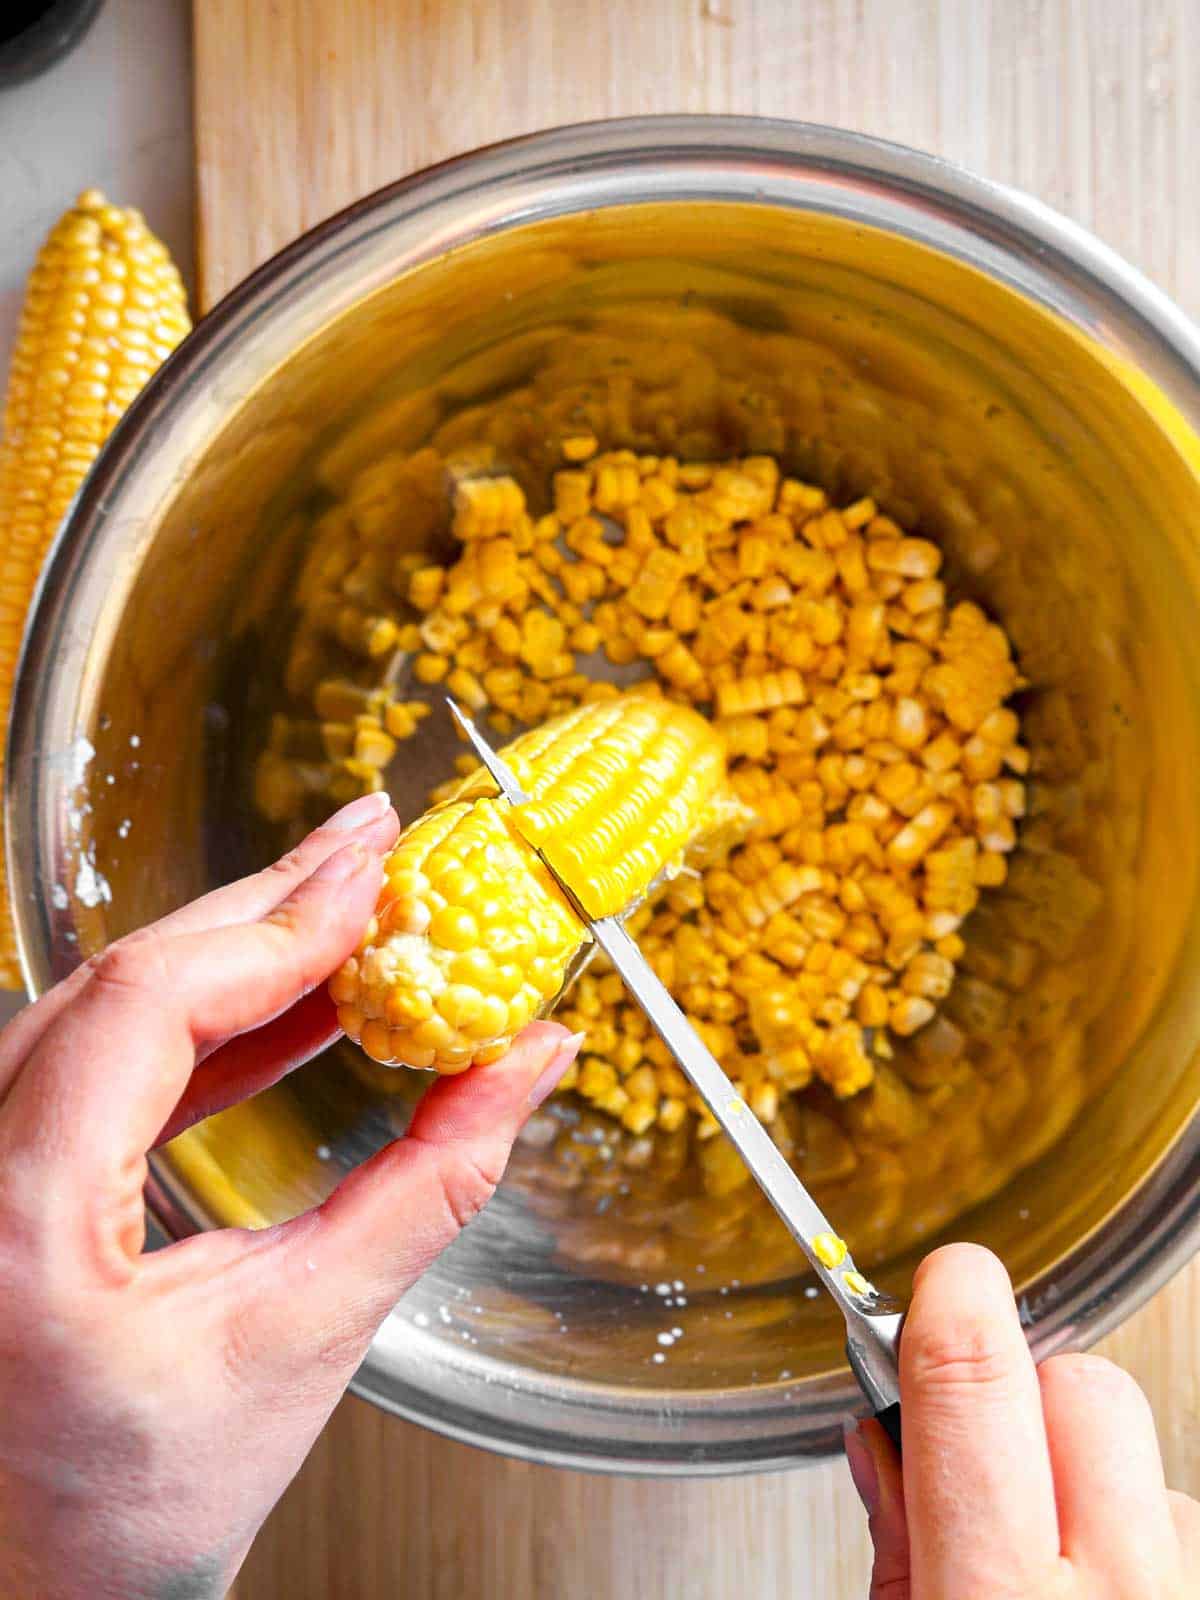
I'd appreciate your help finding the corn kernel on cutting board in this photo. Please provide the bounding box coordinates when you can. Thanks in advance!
[194,2,1200,1596]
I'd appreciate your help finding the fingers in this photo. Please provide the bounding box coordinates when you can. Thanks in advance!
[240,1024,584,1357]
[1040,1353,1183,1592]
[0,793,398,1105]
[845,1419,909,1599]
[901,1244,1062,1599]
[155,986,342,1146]
[0,835,388,1177]
[151,791,397,940]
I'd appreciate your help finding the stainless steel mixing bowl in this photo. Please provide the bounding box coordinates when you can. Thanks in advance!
[10,119,1200,1473]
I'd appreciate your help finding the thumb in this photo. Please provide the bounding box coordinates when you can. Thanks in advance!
[249,1022,583,1355]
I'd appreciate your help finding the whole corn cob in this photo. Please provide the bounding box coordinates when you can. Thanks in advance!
[0,190,191,985]
[331,694,751,1071]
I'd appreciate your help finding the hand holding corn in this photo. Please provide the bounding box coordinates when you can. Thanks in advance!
[0,791,583,1598]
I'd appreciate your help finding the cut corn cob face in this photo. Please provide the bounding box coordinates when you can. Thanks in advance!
[331,694,751,1071]
[0,190,191,986]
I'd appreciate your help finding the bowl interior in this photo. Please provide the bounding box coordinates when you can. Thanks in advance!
[20,197,1200,1460]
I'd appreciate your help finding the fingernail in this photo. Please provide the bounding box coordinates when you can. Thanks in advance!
[313,841,369,883]
[843,1419,879,1517]
[528,1031,586,1107]
[326,791,390,832]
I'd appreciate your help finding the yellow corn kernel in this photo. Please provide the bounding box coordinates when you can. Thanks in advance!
[408,565,445,610]
[979,815,1017,854]
[891,696,929,751]
[595,1085,632,1118]
[382,700,422,740]
[603,633,639,667]
[841,497,876,529]
[833,538,868,596]
[902,577,945,614]
[856,983,890,1028]
[923,849,979,932]
[748,1080,779,1124]
[353,724,397,768]
[637,626,675,658]
[658,1096,687,1132]
[865,537,942,578]
[902,951,955,1000]
[594,459,642,512]
[812,1230,848,1269]
[924,603,1019,733]
[717,668,806,719]
[579,1057,618,1100]
[414,652,449,684]
[922,732,961,774]
[480,665,521,704]
[561,433,598,462]
[636,474,675,520]
[817,1022,874,1097]
[997,777,1026,817]
[551,469,592,521]
[657,639,704,692]
[445,666,487,713]
[490,616,522,657]
[752,576,793,611]
[738,533,772,578]
[519,610,567,677]
[975,850,1009,887]
[890,995,936,1036]
[667,586,702,634]
[777,477,827,518]
[627,545,684,620]
[452,474,526,540]
[622,1100,658,1136]
[886,802,955,869]
[620,1065,656,1104]
[570,621,602,653]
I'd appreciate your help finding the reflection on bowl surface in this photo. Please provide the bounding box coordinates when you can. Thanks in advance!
[12,122,1200,1472]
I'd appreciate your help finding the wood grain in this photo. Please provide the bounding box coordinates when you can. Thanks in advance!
[195,2,1200,1594]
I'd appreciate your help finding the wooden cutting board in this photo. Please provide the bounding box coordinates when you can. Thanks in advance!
[194,3,1200,1594]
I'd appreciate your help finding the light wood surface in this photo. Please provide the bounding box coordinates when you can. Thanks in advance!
[194,2,1200,1594]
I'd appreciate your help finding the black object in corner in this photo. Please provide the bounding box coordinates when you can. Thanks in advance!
[0,0,104,89]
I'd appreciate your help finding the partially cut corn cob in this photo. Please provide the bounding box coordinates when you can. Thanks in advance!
[0,191,191,985]
[331,694,751,1071]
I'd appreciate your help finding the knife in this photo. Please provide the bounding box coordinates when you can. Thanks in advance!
[446,697,905,1452]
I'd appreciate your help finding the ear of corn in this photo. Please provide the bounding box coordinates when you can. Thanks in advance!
[0,190,191,986]
[330,694,752,1072]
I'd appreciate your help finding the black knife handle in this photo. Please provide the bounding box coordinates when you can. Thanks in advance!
[874,1400,902,1456]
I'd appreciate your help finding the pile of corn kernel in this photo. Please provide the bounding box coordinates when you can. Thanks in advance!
[258,443,1026,1142]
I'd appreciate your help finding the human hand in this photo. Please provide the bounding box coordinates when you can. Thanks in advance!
[845,1243,1200,1598]
[0,790,583,1600]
